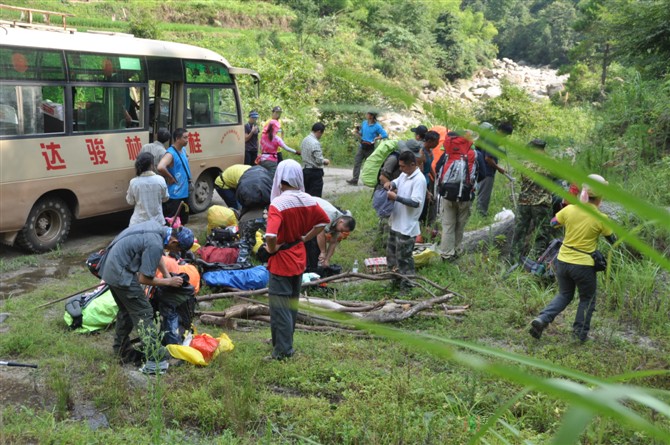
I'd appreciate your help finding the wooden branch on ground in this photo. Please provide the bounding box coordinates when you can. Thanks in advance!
[196,271,450,304]
[364,294,455,323]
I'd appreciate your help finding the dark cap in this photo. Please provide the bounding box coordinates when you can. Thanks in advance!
[272,106,282,113]
[411,125,428,137]
[398,139,422,154]
[529,138,547,149]
[249,110,259,118]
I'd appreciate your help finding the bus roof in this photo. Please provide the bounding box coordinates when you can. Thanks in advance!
[1,25,233,68]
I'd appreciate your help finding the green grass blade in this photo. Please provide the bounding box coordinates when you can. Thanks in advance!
[468,389,529,445]
[551,406,595,445]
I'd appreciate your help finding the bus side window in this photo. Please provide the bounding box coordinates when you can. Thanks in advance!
[0,84,64,136]
[73,86,144,132]
[189,90,211,125]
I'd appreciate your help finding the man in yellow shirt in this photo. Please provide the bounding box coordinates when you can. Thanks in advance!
[215,164,251,210]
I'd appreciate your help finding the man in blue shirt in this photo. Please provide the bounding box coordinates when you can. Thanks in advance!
[347,111,388,185]
[157,127,192,224]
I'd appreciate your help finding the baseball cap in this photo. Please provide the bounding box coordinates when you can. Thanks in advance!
[175,227,194,251]
[411,125,428,137]
[249,110,259,118]
[272,106,282,113]
[398,139,422,154]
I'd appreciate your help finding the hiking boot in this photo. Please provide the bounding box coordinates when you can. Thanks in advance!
[139,360,169,375]
[346,179,358,186]
[529,318,546,339]
[572,332,588,344]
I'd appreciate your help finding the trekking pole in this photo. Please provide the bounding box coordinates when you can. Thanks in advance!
[32,283,103,310]
[169,201,184,228]
[504,155,518,210]
[0,360,38,369]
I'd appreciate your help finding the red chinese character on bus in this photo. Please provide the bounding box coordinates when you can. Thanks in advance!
[188,131,202,154]
[40,142,67,171]
[85,138,108,165]
[125,136,142,160]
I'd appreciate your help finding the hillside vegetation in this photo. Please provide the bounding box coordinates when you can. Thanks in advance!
[1,1,669,444]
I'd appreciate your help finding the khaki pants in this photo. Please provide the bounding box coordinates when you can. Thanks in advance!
[439,199,472,258]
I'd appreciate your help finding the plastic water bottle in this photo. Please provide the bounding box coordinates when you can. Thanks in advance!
[352,259,359,273]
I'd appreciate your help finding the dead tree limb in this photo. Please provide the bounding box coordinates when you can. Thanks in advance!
[197,271,450,304]
[365,294,455,323]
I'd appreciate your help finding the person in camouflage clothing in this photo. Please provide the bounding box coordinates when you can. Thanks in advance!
[511,139,554,260]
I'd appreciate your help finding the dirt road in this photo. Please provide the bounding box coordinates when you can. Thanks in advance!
[0,167,360,298]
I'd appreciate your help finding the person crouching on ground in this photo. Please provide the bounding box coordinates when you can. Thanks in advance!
[264,160,329,360]
[99,221,194,374]
[529,174,616,342]
[384,151,426,293]
[214,164,251,210]
[304,197,356,272]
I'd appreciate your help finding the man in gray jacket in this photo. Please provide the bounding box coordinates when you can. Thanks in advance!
[100,221,194,374]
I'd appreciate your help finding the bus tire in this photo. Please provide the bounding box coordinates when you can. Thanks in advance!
[15,197,72,253]
[188,173,214,214]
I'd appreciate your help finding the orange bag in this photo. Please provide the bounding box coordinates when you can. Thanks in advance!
[430,125,449,171]
[156,255,201,294]
[190,334,220,362]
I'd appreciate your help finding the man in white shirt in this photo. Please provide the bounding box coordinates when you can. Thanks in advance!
[300,122,330,197]
[140,127,170,170]
[383,150,426,293]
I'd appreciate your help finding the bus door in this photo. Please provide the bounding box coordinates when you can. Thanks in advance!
[153,81,173,138]
[146,56,183,140]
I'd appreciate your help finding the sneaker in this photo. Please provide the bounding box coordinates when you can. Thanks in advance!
[529,318,546,339]
[139,360,169,375]
[346,179,358,186]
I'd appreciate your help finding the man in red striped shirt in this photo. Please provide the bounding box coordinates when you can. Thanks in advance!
[265,160,329,360]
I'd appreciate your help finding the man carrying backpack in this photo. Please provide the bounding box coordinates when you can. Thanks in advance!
[435,131,478,260]
[99,221,194,374]
[511,139,555,261]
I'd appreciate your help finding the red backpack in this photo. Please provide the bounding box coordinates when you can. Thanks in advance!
[437,135,477,202]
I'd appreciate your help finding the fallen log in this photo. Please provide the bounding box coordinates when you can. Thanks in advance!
[197,271,449,303]
[461,211,515,253]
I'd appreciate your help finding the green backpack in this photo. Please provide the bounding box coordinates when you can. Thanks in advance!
[360,140,398,187]
[64,284,118,333]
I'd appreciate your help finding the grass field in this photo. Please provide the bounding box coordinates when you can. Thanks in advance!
[1,183,668,444]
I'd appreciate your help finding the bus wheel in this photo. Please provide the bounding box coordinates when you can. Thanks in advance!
[15,197,72,253]
[188,173,214,214]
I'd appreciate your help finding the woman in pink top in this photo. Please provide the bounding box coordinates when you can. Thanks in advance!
[259,119,298,175]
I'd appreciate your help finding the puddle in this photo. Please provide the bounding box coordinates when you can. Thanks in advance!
[0,255,86,299]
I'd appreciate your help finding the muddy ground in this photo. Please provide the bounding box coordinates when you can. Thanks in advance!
[0,166,360,427]
[0,167,357,298]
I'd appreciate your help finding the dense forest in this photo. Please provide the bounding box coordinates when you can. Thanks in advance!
[1,1,669,444]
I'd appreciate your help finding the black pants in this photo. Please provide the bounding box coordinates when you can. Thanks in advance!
[303,168,324,197]
[163,198,189,225]
[244,150,257,166]
[538,259,598,341]
[304,237,320,273]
